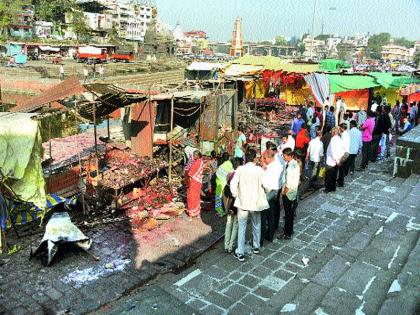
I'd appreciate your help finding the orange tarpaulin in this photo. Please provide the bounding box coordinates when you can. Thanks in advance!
[245,81,255,99]
[335,89,369,111]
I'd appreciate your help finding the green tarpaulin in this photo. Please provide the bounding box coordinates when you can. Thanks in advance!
[327,73,420,94]
[320,59,351,72]
[327,75,380,94]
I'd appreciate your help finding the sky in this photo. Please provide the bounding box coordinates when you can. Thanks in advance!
[148,0,420,42]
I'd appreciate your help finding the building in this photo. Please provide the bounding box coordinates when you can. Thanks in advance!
[229,17,243,57]
[302,35,328,60]
[114,2,153,41]
[83,12,113,32]
[33,21,53,38]
[10,4,34,39]
[184,30,208,54]
[381,44,414,61]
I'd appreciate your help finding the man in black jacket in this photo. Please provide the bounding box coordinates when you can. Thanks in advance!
[370,105,391,162]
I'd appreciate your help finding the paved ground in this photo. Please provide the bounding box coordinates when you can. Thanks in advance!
[96,158,420,315]
[0,205,224,315]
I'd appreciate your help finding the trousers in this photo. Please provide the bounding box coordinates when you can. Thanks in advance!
[282,195,296,237]
[236,209,261,255]
[348,154,357,173]
[360,141,371,169]
[325,165,337,192]
[224,214,238,252]
[260,190,278,245]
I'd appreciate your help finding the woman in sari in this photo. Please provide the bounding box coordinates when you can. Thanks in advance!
[186,150,204,218]
[214,153,233,216]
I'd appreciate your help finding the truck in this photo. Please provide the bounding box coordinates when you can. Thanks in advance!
[110,50,134,63]
[76,46,107,63]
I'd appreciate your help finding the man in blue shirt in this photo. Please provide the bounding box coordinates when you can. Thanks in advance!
[324,106,336,131]
[291,113,305,136]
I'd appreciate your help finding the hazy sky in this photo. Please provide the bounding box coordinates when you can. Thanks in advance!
[151,0,420,41]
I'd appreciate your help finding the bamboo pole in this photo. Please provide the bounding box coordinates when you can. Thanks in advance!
[169,96,174,182]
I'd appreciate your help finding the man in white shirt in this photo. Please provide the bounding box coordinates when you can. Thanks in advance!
[279,148,300,239]
[230,149,268,262]
[301,127,324,193]
[348,120,362,175]
[59,64,65,81]
[335,97,342,127]
[261,149,283,245]
[280,130,295,152]
[325,127,345,193]
[337,123,350,186]
[371,100,378,113]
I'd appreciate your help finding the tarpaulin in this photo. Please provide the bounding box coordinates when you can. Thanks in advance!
[327,74,380,93]
[304,73,330,106]
[245,81,255,99]
[280,84,312,105]
[0,113,46,209]
[368,72,420,89]
[224,64,263,77]
[320,59,351,72]
[334,89,369,111]
[231,54,320,73]
[255,80,267,99]
[0,193,77,230]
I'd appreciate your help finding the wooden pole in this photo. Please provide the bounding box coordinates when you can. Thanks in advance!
[93,101,97,156]
[169,96,174,182]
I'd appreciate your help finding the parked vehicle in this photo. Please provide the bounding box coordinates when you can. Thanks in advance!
[76,46,107,63]
[110,51,134,63]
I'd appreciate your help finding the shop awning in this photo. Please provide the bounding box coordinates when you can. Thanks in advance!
[327,74,380,94]
[368,72,419,89]
[224,64,264,77]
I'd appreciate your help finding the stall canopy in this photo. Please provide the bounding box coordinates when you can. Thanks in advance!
[368,72,420,89]
[38,45,60,52]
[185,62,226,80]
[186,61,226,72]
[327,74,380,94]
[229,54,320,73]
[319,59,351,72]
[0,112,46,209]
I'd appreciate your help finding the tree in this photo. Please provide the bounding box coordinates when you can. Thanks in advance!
[275,35,288,46]
[414,52,420,67]
[69,10,91,43]
[0,0,30,40]
[34,0,74,37]
[297,42,305,55]
[258,40,272,45]
[367,32,391,59]
[336,43,350,61]
[393,37,414,48]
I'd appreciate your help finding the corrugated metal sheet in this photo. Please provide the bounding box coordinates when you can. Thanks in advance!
[130,101,154,157]
[15,77,86,113]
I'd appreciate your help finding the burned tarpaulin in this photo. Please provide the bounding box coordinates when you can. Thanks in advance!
[30,212,92,266]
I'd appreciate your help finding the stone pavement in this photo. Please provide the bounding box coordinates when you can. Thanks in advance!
[0,205,225,315]
[97,158,420,315]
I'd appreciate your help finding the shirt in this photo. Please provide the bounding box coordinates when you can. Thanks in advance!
[357,111,367,126]
[234,133,246,158]
[275,153,286,189]
[340,130,350,153]
[291,118,304,136]
[349,127,362,155]
[306,107,314,121]
[262,159,284,191]
[283,159,300,201]
[325,111,335,128]
[281,135,295,152]
[230,162,269,211]
[295,129,310,149]
[371,102,378,112]
[307,137,324,163]
[326,135,345,167]
[361,117,375,142]
[309,119,320,139]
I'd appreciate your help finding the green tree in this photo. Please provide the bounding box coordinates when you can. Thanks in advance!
[297,42,305,55]
[34,0,74,37]
[367,32,391,59]
[0,0,29,39]
[69,10,91,43]
[336,43,350,61]
[393,37,414,48]
[258,40,272,45]
[275,35,288,46]
[414,52,420,67]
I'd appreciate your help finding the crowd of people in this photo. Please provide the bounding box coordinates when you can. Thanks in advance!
[180,97,419,262]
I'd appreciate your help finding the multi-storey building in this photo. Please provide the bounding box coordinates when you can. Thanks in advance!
[33,21,53,38]
[10,4,34,39]
[381,44,414,61]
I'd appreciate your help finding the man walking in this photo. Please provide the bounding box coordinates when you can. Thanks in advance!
[83,65,89,83]
[279,148,300,239]
[359,111,376,170]
[59,64,65,81]
[291,113,305,136]
[325,106,336,132]
[348,120,362,175]
[325,127,344,193]
[230,149,268,262]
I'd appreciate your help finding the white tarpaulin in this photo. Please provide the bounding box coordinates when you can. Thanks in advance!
[39,45,60,52]
[186,61,226,71]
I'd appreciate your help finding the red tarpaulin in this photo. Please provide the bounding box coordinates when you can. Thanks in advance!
[408,92,420,104]
[335,89,369,111]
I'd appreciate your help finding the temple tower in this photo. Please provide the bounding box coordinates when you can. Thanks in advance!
[229,17,244,57]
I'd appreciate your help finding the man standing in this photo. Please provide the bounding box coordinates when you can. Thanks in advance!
[59,64,65,81]
[261,149,283,246]
[337,123,350,186]
[279,148,300,239]
[302,127,323,192]
[291,113,305,136]
[234,127,247,159]
[338,99,347,125]
[357,109,367,127]
[348,120,362,175]
[335,97,342,126]
[371,100,379,113]
[325,106,336,132]
[99,64,105,80]
[230,149,268,262]
[325,127,345,193]
[359,111,376,170]
[83,65,89,83]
